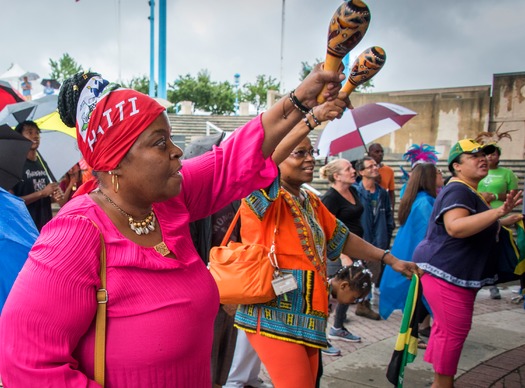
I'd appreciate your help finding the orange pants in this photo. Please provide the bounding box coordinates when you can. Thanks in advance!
[246,332,319,388]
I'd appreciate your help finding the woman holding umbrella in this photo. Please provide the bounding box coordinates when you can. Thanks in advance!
[43,80,54,95]
[42,79,61,95]
[21,76,33,100]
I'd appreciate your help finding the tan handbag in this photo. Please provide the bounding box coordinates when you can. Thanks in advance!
[208,203,281,305]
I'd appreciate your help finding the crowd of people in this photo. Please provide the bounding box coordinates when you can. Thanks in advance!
[0,65,523,388]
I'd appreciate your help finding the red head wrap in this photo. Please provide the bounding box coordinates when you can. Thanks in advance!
[74,76,165,195]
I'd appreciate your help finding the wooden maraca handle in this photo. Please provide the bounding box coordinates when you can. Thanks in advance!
[341,46,386,95]
[318,0,371,103]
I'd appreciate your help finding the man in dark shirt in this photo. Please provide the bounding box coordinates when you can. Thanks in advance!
[11,121,64,231]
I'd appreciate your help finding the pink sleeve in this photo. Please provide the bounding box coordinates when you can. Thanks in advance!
[180,115,277,221]
[0,215,103,387]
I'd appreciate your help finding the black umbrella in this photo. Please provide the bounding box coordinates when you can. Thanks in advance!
[40,78,61,90]
[0,124,32,190]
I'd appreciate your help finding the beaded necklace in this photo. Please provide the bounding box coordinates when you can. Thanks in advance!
[98,190,156,236]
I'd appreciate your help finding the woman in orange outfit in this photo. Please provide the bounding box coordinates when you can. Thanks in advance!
[234,104,421,387]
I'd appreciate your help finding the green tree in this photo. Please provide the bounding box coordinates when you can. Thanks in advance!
[123,75,153,95]
[168,71,211,111]
[48,53,83,82]
[168,70,235,115]
[299,59,322,81]
[241,75,280,114]
[355,79,375,92]
[208,81,236,115]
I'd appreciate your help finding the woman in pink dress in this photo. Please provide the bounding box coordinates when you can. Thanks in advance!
[0,67,346,387]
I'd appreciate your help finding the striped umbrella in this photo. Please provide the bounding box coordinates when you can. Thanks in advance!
[316,102,417,158]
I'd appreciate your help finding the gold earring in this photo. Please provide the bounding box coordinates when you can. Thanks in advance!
[113,174,119,193]
[108,171,119,193]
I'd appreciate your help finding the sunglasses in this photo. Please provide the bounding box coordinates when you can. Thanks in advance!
[290,149,317,158]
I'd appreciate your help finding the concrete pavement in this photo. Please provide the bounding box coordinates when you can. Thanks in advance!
[259,281,525,387]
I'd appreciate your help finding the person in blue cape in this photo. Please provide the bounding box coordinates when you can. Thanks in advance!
[379,145,443,330]
[0,187,39,312]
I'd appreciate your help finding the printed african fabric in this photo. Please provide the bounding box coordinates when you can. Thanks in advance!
[235,178,349,348]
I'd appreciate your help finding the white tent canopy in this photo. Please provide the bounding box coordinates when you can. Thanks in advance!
[0,63,27,82]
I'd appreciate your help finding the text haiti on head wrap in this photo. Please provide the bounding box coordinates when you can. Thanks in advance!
[75,75,166,172]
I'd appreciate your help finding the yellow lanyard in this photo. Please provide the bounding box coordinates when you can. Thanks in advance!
[448,178,490,207]
[448,178,500,239]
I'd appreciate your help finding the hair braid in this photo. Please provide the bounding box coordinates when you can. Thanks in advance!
[57,71,100,128]
[334,260,372,296]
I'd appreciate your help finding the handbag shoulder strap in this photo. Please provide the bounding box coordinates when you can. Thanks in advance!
[94,228,107,387]
[81,218,107,387]
[271,197,282,245]
[219,196,282,247]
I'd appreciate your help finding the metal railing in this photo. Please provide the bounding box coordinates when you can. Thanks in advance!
[205,121,223,136]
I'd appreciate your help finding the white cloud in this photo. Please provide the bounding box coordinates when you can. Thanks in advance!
[1,0,524,95]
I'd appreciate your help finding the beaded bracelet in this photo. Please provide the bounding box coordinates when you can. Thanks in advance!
[309,109,321,126]
[289,90,311,115]
[380,249,390,265]
[303,115,315,131]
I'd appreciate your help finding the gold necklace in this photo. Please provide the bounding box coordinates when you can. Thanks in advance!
[98,190,156,236]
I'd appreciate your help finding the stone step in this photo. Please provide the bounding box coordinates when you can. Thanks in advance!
[166,113,525,198]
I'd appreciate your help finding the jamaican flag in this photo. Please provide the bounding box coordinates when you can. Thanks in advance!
[514,219,525,276]
[386,274,421,387]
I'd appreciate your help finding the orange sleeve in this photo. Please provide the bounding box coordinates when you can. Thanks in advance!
[379,165,395,191]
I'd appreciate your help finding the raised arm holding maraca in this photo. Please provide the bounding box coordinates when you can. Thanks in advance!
[341,46,386,94]
[0,54,348,388]
[318,0,371,102]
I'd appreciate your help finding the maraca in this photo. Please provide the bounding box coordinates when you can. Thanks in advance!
[317,0,371,103]
[341,46,386,94]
